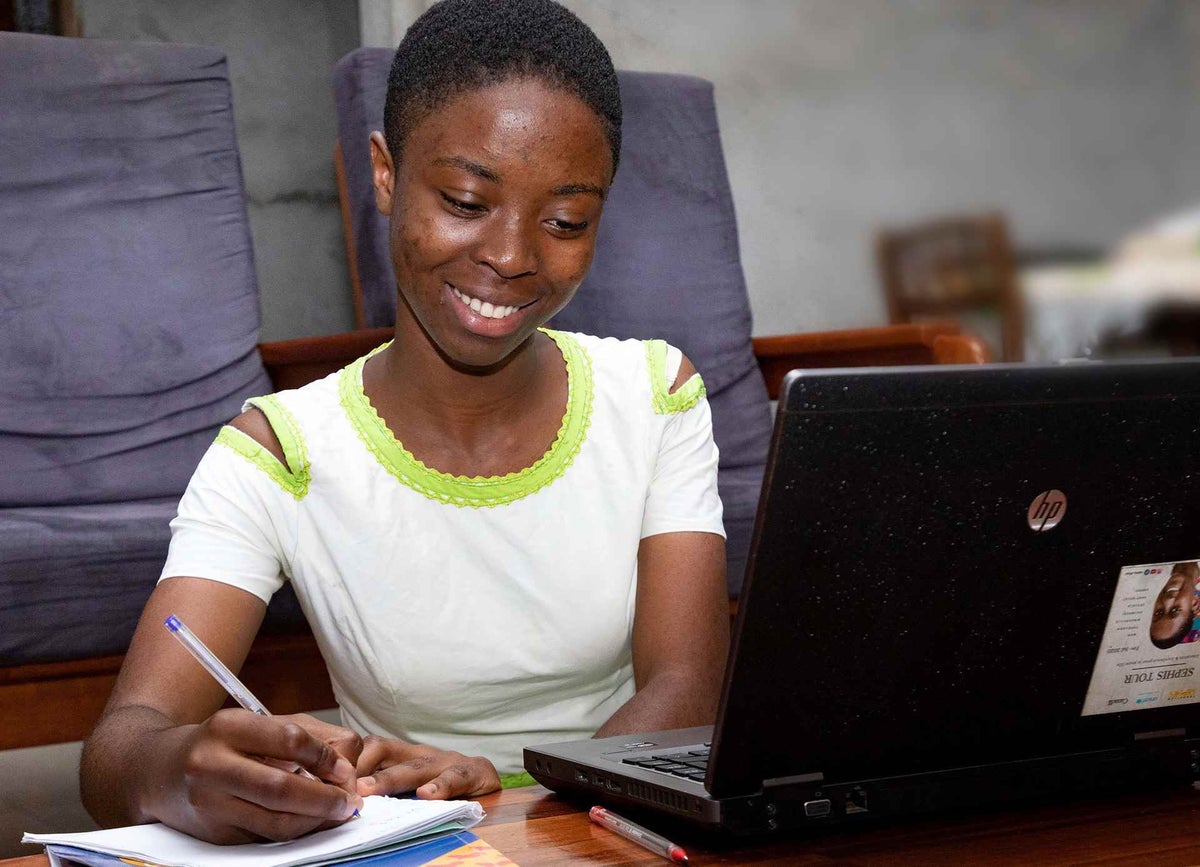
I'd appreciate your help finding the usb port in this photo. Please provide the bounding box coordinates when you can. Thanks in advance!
[574,769,590,783]
[607,780,622,792]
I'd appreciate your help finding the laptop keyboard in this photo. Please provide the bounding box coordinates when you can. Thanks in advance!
[621,744,710,782]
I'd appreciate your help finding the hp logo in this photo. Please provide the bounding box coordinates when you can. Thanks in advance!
[1027,490,1067,532]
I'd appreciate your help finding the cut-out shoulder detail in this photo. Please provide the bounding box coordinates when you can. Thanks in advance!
[229,408,290,472]
[215,396,312,499]
[670,354,699,395]
[644,340,706,415]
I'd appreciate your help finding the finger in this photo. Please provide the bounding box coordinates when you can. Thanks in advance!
[280,714,364,767]
[209,711,356,788]
[416,760,496,800]
[180,780,347,845]
[223,793,345,843]
[355,735,430,777]
[212,748,362,821]
[357,752,441,797]
[256,756,355,797]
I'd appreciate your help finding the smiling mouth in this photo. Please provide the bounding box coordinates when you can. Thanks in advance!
[449,285,532,320]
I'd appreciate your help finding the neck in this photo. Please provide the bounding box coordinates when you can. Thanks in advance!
[371,305,549,435]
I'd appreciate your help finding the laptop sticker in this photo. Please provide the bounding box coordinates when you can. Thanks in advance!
[1082,560,1200,716]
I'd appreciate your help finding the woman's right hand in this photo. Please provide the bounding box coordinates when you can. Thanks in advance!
[142,709,365,844]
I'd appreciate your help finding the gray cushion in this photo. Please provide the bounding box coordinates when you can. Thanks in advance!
[0,501,306,665]
[333,51,771,594]
[0,33,271,507]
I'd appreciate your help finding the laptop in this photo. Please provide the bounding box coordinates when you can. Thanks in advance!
[525,359,1200,834]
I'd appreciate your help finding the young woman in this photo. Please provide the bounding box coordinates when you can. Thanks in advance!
[81,0,729,843]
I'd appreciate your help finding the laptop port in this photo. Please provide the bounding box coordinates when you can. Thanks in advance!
[803,798,831,818]
[844,787,868,815]
[574,769,590,783]
[607,779,622,792]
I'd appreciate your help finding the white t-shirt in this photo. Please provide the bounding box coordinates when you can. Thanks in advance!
[160,330,724,774]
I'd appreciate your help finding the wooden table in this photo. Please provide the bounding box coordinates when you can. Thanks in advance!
[7,784,1200,866]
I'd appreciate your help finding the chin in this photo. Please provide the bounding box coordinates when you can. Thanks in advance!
[434,329,537,373]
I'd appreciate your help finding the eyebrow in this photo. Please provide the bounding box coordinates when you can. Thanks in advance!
[433,156,607,200]
[434,156,500,184]
[552,182,607,199]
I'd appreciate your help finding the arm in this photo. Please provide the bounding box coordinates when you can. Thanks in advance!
[598,351,729,735]
[81,410,364,841]
[80,577,363,841]
[595,530,729,736]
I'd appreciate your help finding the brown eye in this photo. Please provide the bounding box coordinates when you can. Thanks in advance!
[440,192,485,215]
[545,218,588,236]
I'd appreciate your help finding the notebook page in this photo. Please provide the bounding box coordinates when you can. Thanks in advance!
[23,796,484,867]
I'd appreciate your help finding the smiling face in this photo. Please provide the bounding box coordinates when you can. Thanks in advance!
[1150,562,1200,649]
[370,76,613,371]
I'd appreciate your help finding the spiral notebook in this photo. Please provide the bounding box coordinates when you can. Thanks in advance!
[23,795,485,867]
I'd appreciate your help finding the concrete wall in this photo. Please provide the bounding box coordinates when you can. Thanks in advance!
[73,0,1200,340]
[75,0,361,341]
[363,0,1200,336]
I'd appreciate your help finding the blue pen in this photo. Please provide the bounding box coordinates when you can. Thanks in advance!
[164,614,360,817]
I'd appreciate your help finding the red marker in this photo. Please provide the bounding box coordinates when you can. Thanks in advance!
[589,805,689,864]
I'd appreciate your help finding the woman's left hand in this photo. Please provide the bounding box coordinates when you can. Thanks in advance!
[355,736,501,799]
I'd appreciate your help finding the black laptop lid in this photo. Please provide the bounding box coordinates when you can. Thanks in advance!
[709,360,1200,797]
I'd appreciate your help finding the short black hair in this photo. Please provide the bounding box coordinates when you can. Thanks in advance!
[383,0,622,174]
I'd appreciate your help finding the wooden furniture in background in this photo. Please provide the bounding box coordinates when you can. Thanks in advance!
[752,321,987,398]
[0,633,332,752]
[876,212,1024,362]
[0,322,987,751]
[0,323,986,751]
[0,0,78,35]
[9,783,1200,865]
[267,322,988,405]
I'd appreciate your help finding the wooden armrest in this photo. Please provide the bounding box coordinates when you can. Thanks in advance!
[0,631,334,750]
[931,333,990,365]
[259,327,394,391]
[752,321,988,399]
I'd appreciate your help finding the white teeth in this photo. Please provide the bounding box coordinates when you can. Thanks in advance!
[451,286,521,319]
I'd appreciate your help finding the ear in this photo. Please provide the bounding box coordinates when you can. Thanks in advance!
[369,131,395,217]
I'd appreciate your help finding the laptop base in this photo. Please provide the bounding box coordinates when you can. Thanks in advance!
[527,734,1198,835]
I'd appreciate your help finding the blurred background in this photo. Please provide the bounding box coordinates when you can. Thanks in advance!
[10,0,1200,361]
[4,0,1200,854]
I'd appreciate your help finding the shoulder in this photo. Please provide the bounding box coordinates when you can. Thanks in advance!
[553,330,705,415]
[213,377,336,500]
[228,407,285,467]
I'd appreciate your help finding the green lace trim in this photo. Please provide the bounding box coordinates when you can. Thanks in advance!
[644,339,706,414]
[499,771,537,789]
[214,403,311,500]
[339,329,593,508]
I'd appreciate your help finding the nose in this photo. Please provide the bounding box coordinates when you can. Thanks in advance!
[474,212,538,279]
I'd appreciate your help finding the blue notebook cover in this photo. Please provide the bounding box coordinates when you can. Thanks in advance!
[47,831,483,867]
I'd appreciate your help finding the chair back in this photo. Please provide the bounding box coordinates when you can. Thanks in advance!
[0,33,271,506]
[333,50,772,594]
[876,212,1023,361]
